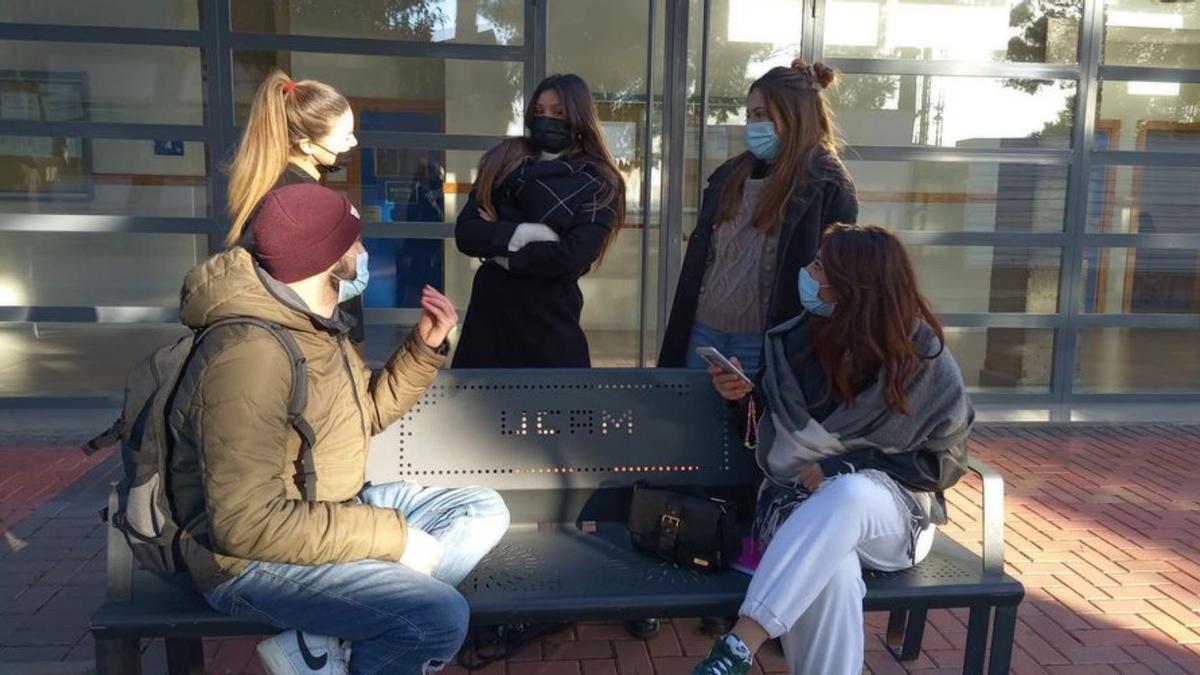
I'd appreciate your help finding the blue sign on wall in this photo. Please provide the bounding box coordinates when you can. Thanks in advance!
[153,140,184,156]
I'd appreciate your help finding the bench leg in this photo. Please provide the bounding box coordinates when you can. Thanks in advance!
[900,608,927,661]
[962,605,991,675]
[884,609,927,661]
[885,609,907,654]
[987,605,1017,675]
[166,637,205,675]
[95,637,141,675]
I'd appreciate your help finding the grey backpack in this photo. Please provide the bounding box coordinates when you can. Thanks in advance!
[84,317,316,580]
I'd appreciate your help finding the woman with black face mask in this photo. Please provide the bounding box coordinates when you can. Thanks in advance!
[226,70,358,249]
[453,74,626,367]
[226,70,368,343]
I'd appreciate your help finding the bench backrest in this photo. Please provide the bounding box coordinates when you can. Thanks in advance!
[367,368,759,524]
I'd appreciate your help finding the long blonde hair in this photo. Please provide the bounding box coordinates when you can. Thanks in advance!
[716,59,843,233]
[225,70,349,248]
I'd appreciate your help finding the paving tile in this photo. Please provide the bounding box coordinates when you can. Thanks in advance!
[1140,612,1200,644]
[1149,597,1200,628]
[542,639,614,660]
[1056,645,1136,665]
[755,640,789,673]
[0,645,71,661]
[1072,629,1149,647]
[575,622,637,642]
[4,625,88,647]
[1045,666,1122,675]
[580,659,619,675]
[612,640,654,675]
[508,661,582,675]
[647,656,698,675]
[1091,599,1159,614]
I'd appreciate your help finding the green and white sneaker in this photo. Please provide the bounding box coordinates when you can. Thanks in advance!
[692,634,753,675]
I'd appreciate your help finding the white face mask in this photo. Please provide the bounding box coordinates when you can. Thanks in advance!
[335,251,370,303]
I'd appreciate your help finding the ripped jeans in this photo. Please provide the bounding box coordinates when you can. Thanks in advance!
[203,481,510,675]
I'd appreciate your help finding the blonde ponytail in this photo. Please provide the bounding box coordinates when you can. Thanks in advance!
[225,70,349,248]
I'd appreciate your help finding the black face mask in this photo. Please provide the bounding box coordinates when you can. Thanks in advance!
[529,116,573,154]
[313,142,350,174]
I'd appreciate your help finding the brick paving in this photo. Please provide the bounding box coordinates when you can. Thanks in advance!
[0,446,114,534]
[2,425,1199,674]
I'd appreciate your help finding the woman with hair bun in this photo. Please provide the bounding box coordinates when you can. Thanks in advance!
[659,60,857,377]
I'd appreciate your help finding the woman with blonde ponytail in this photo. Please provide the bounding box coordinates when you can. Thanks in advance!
[659,59,858,375]
[226,70,368,343]
[226,70,357,249]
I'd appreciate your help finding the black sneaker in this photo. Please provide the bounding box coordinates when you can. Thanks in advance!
[692,634,753,675]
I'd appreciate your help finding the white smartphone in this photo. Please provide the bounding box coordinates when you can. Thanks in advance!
[695,346,754,389]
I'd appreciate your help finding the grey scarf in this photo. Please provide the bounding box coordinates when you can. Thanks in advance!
[751,313,974,555]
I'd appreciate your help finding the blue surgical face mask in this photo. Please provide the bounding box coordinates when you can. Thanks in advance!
[744,121,780,161]
[337,251,370,303]
[798,266,835,317]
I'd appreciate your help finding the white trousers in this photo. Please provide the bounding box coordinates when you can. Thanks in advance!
[739,473,936,675]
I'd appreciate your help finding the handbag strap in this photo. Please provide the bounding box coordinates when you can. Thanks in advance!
[657,500,683,559]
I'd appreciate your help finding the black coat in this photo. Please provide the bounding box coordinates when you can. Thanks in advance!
[658,151,858,366]
[453,156,618,368]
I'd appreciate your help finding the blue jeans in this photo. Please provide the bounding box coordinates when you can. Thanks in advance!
[203,482,510,675]
[684,321,764,377]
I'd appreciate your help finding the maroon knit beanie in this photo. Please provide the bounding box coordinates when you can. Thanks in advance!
[252,184,363,283]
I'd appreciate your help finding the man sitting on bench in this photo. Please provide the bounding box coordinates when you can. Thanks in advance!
[167,183,510,675]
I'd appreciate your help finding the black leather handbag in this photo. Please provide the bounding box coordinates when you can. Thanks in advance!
[627,482,740,572]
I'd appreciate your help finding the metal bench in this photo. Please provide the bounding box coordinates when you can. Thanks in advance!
[91,368,1023,674]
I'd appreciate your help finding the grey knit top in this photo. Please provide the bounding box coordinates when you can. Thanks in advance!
[695,178,780,334]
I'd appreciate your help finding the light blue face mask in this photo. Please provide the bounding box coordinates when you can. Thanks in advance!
[744,121,780,161]
[337,251,370,303]
[798,266,835,317]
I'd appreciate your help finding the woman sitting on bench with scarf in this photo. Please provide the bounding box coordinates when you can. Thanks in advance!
[693,224,974,675]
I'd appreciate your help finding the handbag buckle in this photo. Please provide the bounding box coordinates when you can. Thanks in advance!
[661,514,680,530]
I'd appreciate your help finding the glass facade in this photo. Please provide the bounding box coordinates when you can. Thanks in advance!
[1,0,1197,412]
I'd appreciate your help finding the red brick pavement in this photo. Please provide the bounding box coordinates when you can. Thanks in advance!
[4,426,1200,674]
[0,446,114,533]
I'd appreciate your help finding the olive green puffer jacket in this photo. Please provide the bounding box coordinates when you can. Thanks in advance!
[167,248,445,590]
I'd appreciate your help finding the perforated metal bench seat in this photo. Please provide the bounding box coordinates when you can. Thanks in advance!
[94,523,1018,632]
[91,369,1023,675]
[464,524,1023,625]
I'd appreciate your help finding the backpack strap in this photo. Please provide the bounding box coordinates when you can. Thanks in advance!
[81,415,125,455]
[200,318,319,502]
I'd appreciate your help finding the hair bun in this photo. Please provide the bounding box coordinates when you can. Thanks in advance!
[789,59,836,90]
[812,62,838,89]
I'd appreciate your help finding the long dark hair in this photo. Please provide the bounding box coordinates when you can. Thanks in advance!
[808,224,945,415]
[716,59,842,234]
[472,74,626,265]
[474,137,531,216]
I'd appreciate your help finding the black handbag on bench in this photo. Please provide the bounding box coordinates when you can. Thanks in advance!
[627,482,741,572]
